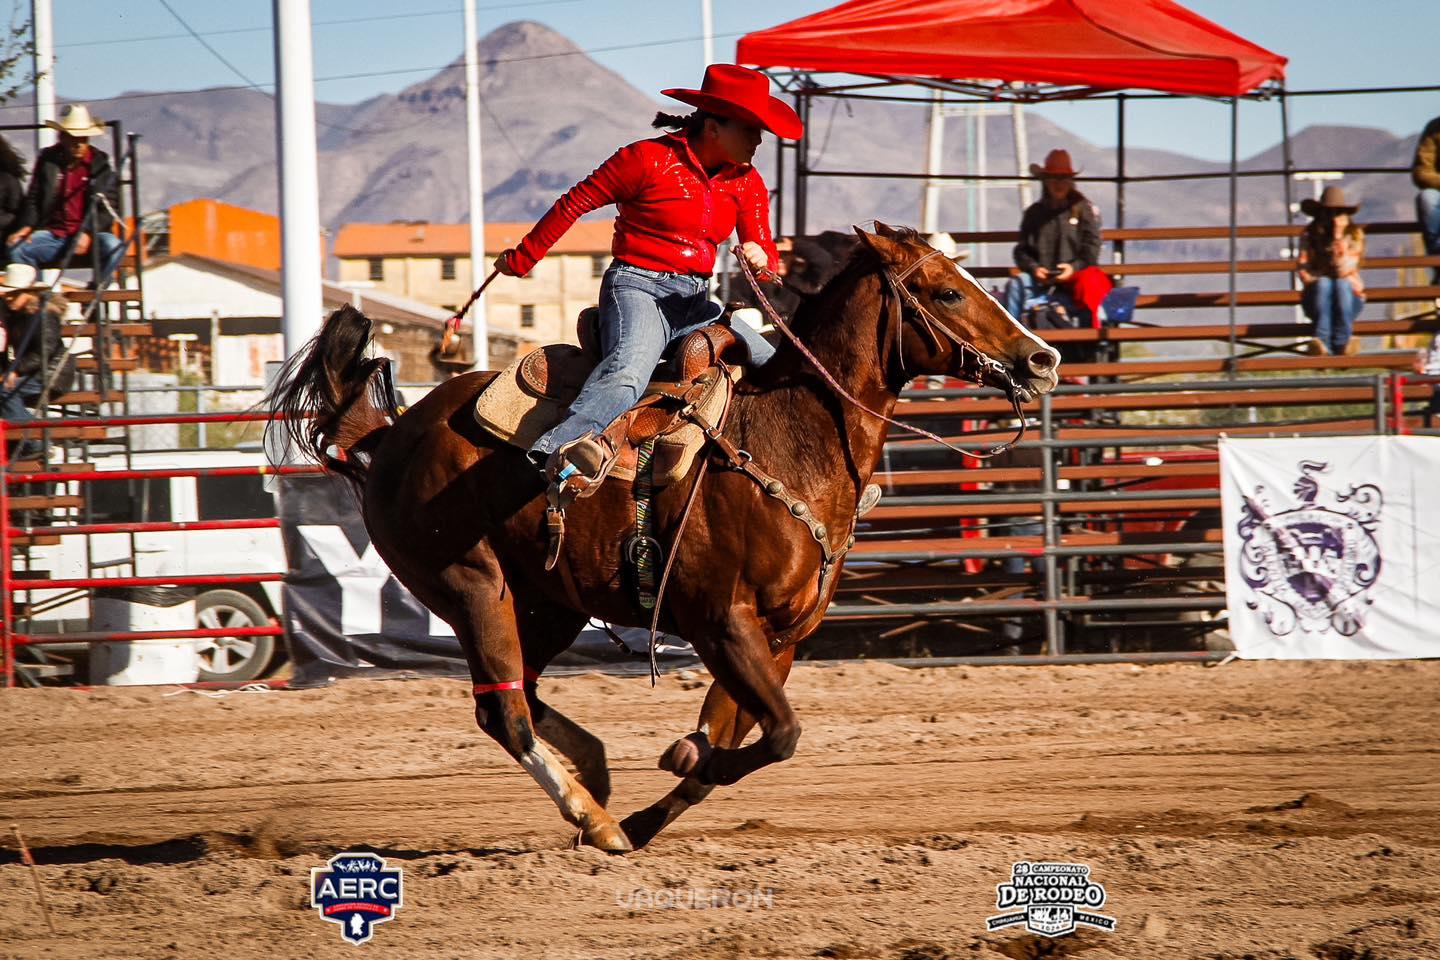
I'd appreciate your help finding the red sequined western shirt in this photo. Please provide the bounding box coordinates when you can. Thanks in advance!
[506,133,777,277]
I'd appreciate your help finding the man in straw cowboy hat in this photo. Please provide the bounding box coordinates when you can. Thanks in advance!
[1003,148,1112,329]
[6,104,124,285]
[1297,185,1366,356]
[0,262,70,460]
[493,63,801,492]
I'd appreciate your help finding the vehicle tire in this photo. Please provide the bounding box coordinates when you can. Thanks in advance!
[194,589,276,682]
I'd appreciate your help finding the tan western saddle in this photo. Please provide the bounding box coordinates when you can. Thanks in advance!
[474,308,749,489]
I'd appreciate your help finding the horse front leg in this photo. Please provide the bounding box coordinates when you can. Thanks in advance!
[686,613,801,787]
[622,647,795,849]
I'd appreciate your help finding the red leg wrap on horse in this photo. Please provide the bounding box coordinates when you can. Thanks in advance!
[472,679,525,696]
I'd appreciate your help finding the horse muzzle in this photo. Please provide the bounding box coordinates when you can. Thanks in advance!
[984,344,1060,404]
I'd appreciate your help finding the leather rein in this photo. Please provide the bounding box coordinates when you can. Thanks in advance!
[734,249,1029,460]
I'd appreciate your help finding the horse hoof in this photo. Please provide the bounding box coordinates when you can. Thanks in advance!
[583,820,634,854]
[658,732,712,778]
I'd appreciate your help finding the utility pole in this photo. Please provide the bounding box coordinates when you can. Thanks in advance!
[273,0,324,355]
[701,0,714,67]
[31,0,55,153]
[464,0,488,369]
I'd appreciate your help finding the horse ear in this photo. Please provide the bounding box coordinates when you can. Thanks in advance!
[853,224,903,264]
[872,220,899,238]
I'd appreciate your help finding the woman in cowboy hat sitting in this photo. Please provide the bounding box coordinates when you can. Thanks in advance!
[1003,149,1112,330]
[6,104,125,285]
[494,63,802,486]
[1296,186,1366,356]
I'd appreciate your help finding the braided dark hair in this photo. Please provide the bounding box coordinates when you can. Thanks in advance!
[651,110,724,138]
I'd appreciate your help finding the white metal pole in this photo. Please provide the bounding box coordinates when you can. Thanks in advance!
[31,0,55,153]
[273,0,325,356]
[976,107,988,266]
[1012,103,1033,210]
[701,0,714,67]
[463,0,488,369]
[920,92,944,234]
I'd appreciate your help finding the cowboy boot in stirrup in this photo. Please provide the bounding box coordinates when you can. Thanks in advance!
[544,434,615,506]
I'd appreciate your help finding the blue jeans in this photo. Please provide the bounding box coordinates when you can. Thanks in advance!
[1301,277,1364,354]
[1,373,42,458]
[530,261,776,461]
[1419,188,1440,284]
[9,229,125,283]
[1003,271,1078,322]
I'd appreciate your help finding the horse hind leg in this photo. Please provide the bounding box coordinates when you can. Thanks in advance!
[475,681,630,853]
[447,568,631,852]
[514,603,615,808]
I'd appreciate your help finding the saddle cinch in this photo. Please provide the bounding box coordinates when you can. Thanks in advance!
[473,308,751,489]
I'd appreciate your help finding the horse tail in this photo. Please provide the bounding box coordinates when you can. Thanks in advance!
[264,304,401,489]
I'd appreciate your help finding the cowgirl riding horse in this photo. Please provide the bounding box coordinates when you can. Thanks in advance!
[493,63,800,491]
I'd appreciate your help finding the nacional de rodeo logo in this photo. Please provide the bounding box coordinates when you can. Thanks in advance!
[987,861,1116,938]
[310,852,404,945]
[1235,459,1382,638]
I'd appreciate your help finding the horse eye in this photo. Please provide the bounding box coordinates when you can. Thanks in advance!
[936,288,963,304]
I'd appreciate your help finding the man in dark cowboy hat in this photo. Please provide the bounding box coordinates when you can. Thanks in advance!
[1003,149,1111,327]
[6,104,125,285]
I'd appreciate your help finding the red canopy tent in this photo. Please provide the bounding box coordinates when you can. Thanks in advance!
[736,0,1285,99]
[735,0,1289,347]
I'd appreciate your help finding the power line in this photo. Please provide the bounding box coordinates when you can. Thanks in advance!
[154,0,261,89]
[3,29,746,113]
[58,1,593,49]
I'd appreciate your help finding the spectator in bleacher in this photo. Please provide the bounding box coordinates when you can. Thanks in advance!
[1412,334,1440,428]
[1296,186,1366,356]
[0,263,68,460]
[6,104,124,286]
[1413,114,1440,285]
[0,134,27,252]
[1003,149,1112,326]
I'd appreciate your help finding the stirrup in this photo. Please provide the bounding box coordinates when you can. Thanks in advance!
[544,435,614,505]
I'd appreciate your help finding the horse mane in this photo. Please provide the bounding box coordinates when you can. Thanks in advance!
[789,225,926,328]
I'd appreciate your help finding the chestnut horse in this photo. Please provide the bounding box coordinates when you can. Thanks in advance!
[266,225,1060,852]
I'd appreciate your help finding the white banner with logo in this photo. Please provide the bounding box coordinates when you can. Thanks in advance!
[1219,436,1440,659]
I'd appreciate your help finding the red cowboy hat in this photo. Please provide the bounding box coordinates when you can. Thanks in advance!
[1029,148,1081,179]
[662,64,803,141]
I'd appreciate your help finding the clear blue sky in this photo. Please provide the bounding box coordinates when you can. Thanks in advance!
[48,0,1439,162]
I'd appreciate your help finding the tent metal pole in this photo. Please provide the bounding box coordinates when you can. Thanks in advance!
[1227,97,1239,376]
[1115,92,1126,265]
[774,118,785,235]
[795,91,809,235]
[1279,84,1299,325]
[1279,85,1295,224]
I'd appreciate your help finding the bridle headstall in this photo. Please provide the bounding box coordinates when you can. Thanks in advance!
[735,248,1028,460]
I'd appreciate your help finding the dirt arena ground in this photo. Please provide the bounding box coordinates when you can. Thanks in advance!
[1,658,1437,959]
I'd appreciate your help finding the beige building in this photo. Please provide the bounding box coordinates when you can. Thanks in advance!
[332,220,614,350]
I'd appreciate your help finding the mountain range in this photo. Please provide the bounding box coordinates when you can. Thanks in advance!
[0,20,1426,268]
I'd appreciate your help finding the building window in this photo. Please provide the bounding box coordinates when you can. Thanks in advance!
[519,305,535,328]
[591,254,608,278]
[440,256,456,280]
[368,257,383,281]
